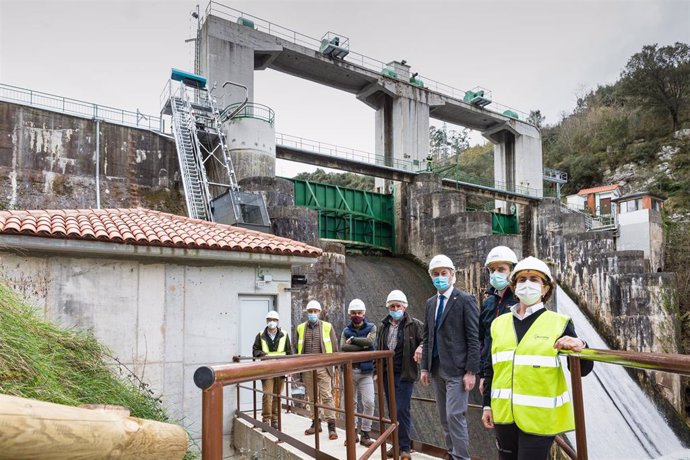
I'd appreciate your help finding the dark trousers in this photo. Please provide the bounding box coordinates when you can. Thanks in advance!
[494,423,555,460]
[384,372,415,452]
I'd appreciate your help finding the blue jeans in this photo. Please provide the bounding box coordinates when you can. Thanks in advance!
[384,373,415,452]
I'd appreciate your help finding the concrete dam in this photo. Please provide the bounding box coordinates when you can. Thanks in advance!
[0,1,688,458]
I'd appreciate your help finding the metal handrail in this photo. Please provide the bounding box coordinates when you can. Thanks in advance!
[194,351,399,460]
[563,348,690,460]
[0,82,166,133]
[221,102,275,125]
[204,1,531,122]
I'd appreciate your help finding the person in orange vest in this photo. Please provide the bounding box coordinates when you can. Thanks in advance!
[481,256,593,459]
[296,299,339,440]
[252,310,292,430]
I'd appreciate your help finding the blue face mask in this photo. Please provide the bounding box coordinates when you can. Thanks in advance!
[433,276,450,291]
[307,313,318,323]
[389,310,404,321]
[490,272,510,291]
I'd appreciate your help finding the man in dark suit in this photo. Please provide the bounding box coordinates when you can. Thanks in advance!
[420,254,480,460]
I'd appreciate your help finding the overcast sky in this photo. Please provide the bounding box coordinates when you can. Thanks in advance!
[1,0,689,177]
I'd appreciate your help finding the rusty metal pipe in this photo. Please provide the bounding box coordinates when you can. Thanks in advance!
[385,355,399,460]
[194,351,393,389]
[375,359,387,459]
[343,362,356,459]
[555,435,577,460]
[359,423,397,460]
[562,348,690,376]
[569,357,588,460]
[201,382,223,460]
[312,369,320,451]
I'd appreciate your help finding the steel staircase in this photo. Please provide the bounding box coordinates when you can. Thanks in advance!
[161,69,270,231]
[170,95,213,220]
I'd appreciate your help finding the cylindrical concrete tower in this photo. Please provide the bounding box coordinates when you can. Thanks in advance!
[222,103,276,180]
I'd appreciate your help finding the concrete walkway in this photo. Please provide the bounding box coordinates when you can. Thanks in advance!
[241,411,438,459]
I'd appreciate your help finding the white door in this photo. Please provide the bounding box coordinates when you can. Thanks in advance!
[238,295,274,413]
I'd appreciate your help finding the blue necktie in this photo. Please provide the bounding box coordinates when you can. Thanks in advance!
[432,294,445,359]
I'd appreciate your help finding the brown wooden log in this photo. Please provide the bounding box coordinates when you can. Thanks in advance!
[0,395,188,459]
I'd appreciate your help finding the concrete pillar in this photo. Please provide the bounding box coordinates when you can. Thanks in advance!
[485,120,543,211]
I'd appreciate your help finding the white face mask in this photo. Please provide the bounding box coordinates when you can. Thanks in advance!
[267,321,278,330]
[515,281,544,306]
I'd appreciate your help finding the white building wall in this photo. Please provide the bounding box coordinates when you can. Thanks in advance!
[617,209,652,258]
[0,250,294,440]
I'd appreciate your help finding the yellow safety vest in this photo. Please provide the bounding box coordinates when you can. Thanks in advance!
[296,321,333,354]
[490,310,575,435]
[261,329,288,355]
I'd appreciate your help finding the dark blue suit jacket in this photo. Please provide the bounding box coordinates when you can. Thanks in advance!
[421,287,480,377]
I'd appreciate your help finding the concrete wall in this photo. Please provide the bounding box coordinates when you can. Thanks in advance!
[0,246,295,440]
[223,114,276,180]
[401,173,523,298]
[0,101,183,213]
[536,198,683,413]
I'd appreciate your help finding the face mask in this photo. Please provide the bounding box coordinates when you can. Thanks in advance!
[350,316,364,325]
[267,321,278,330]
[490,272,510,291]
[389,310,404,321]
[433,276,450,291]
[307,313,318,323]
[515,281,543,306]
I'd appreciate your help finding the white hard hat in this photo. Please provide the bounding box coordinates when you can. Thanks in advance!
[428,254,455,274]
[510,256,554,283]
[386,290,408,306]
[305,300,322,311]
[265,310,280,320]
[485,246,518,267]
[348,298,366,313]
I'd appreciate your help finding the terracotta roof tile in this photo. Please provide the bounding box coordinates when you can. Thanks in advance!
[0,208,322,258]
[577,184,620,195]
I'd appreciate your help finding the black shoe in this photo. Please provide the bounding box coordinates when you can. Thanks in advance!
[271,421,279,429]
[327,420,338,440]
[386,447,395,458]
[360,431,374,447]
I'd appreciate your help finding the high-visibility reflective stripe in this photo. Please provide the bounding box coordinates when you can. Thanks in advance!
[512,391,571,409]
[323,337,331,342]
[491,388,512,400]
[513,355,560,368]
[492,350,515,364]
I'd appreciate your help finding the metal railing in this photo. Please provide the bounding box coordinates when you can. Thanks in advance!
[221,102,275,125]
[194,351,399,460]
[204,1,530,122]
[275,132,420,172]
[0,82,166,133]
[563,348,690,460]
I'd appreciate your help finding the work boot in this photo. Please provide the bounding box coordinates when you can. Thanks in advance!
[304,421,322,435]
[271,420,279,430]
[343,431,359,446]
[359,431,374,447]
[327,419,338,440]
[386,447,395,458]
[400,451,412,459]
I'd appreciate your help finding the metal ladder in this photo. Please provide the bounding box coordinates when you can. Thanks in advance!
[169,83,241,222]
[170,95,214,220]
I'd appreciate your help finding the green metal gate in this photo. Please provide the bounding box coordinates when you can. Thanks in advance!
[492,212,519,235]
[291,179,395,252]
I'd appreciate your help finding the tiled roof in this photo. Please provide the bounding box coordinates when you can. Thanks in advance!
[0,208,322,257]
[577,184,620,195]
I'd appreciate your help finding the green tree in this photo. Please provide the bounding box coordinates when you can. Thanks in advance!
[527,110,546,128]
[429,124,469,159]
[620,42,690,131]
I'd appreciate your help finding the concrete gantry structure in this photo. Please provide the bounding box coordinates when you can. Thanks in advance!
[197,8,544,196]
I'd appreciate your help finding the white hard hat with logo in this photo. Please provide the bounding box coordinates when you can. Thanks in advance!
[386,290,408,306]
[305,300,322,311]
[348,298,366,313]
[265,310,280,320]
[428,254,455,274]
[485,246,519,267]
[510,256,554,283]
